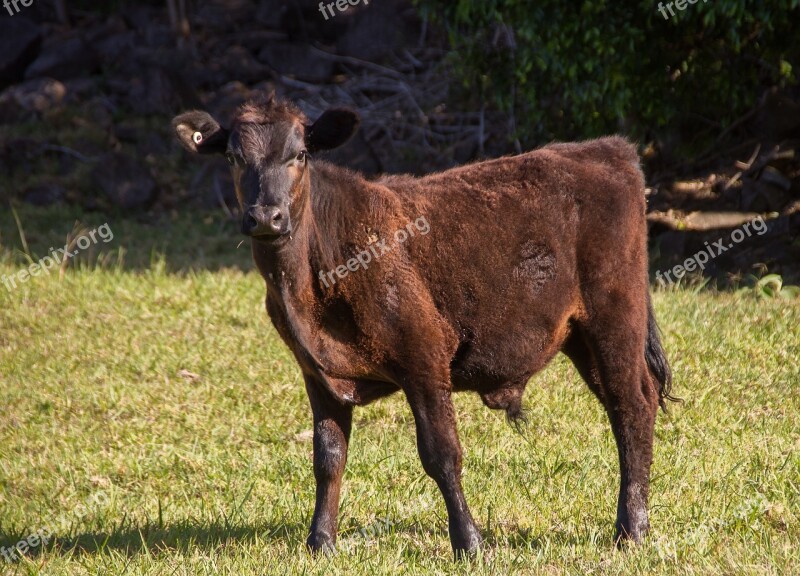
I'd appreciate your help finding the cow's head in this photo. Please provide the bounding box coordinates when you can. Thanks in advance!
[173,95,359,240]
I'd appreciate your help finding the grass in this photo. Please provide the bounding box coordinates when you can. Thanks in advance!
[0,205,798,575]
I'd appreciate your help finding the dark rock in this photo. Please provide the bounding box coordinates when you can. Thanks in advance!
[79,97,114,131]
[82,16,131,75]
[255,3,290,30]
[0,100,23,126]
[127,65,182,115]
[208,45,272,85]
[85,15,129,44]
[0,17,41,88]
[210,30,286,55]
[24,36,99,81]
[0,78,66,122]
[138,132,169,157]
[142,24,174,49]
[257,42,335,83]
[94,31,137,67]
[760,166,792,191]
[204,81,263,121]
[23,183,65,206]
[362,130,431,175]
[0,138,38,178]
[741,178,793,213]
[106,47,199,115]
[278,0,348,43]
[336,0,416,62]
[91,152,158,210]
[195,0,256,33]
[754,88,800,141]
[113,123,141,143]
[119,4,156,32]
[62,77,100,104]
[69,138,106,160]
[324,131,381,175]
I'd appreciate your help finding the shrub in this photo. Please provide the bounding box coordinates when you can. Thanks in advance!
[415,0,800,149]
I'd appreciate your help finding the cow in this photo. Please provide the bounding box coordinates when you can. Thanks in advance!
[172,94,673,558]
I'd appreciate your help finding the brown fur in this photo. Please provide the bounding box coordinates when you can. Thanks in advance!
[173,97,673,558]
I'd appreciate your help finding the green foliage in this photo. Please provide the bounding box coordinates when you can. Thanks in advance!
[738,273,800,298]
[415,0,800,146]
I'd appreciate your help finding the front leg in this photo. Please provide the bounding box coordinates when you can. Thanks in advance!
[305,376,353,553]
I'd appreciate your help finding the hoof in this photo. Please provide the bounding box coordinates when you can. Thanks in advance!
[451,524,482,560]
[614,520,649,547]
[306,532,336,555]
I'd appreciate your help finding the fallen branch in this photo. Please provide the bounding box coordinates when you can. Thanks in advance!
[40,145,96,163]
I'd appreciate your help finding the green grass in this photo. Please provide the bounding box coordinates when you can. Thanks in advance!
[0,206,798,575]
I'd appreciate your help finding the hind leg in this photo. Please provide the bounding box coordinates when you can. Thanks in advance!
[562,326,604,404]
[604,363,659,543]
[564,321,660,543]
[409,383,482,557]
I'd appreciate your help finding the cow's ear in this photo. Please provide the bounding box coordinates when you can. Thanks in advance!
[172,111,229,155]
[305,109,360,153]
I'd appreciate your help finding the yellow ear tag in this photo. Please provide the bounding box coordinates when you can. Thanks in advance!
[192,131,203,144]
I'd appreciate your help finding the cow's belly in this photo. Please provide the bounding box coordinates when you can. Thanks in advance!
[449,283,576,390]
[451,325,565,387]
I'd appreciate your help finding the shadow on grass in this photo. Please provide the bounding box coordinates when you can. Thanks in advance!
[0,203,254,274]
[1,517,449,561]
[0,519,308,562]
[0,517,623,564]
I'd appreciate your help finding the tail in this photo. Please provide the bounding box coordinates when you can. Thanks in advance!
[645,292,676,411]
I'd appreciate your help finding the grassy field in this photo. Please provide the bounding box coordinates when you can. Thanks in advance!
[0,206,798,575]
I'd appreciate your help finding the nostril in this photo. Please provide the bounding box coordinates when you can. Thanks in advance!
[267,208,284,232]
[242,208,262,236]
[243,206,286,237]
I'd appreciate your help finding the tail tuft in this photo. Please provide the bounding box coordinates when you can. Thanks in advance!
[646,292,677,411]
[506,401,528,434]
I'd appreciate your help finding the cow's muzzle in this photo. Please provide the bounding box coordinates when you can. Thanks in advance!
[242,205,290,238]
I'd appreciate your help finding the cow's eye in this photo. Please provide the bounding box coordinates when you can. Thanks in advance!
[296,150,308,163]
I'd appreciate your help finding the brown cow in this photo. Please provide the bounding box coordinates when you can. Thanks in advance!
[173,95,673,558]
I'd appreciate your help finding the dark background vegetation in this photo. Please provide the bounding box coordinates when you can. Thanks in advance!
[0,0,799,284]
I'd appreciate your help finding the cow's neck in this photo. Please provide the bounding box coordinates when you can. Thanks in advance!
[252,161,364,299]
[251,162,370,384]
[251,197,315,312]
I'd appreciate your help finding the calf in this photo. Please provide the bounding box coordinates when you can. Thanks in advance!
[173,95,673,557]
